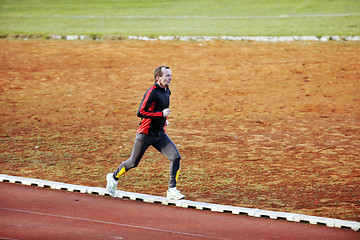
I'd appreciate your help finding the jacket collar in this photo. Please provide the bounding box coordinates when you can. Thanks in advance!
[154,82,168,92]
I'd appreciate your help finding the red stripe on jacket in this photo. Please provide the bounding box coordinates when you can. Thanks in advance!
[137,85,164,135]
[138,85,163,118]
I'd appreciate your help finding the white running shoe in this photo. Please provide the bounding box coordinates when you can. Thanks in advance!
[167,187,185,200]
[106,173,118,197]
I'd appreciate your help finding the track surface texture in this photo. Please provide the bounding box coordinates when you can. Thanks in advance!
[0,182,359,240]
[0,40,359,223]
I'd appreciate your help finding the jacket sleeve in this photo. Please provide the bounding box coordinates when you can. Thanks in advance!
[137,87,163,119]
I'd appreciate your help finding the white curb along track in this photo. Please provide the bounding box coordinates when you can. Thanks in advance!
[1,174,359,231]
[52,35,360,42]
[2,34,359,42]
[127,35,360,42]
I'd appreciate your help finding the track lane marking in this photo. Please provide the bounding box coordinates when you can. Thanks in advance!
[1,13,359,19]
[0,207,227,240]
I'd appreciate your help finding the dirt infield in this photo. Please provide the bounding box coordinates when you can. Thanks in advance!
[0,39,359,222]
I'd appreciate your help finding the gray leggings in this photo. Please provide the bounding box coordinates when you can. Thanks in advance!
[113,133,181,188]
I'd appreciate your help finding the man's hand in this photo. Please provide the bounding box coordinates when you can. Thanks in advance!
[162,108,171,118]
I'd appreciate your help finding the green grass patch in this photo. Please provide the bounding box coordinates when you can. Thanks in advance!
[0,0,359,36]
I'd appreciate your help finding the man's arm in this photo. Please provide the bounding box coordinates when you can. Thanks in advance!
[137,86,163,118]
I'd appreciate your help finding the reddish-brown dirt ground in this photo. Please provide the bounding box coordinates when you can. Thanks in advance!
[0,39,359,222]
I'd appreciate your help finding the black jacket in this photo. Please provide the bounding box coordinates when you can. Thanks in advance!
[137,83,170,136]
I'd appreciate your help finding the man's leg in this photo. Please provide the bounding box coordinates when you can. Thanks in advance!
[154,133,181,188]
[113,133,152,180]
[107,133,154,196]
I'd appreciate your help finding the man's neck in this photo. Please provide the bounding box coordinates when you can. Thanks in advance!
[156,81,167,90]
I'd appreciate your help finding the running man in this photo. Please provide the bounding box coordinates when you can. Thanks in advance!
[106,65,185,200]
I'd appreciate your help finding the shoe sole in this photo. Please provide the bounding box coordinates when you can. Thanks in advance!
[167,194,185,200]
[167,197,185,200]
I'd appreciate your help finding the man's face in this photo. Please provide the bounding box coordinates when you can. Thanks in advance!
[158,68,172,88]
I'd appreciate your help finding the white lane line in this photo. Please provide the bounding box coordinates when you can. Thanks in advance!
[0,207,227,240]
[1,13,360,19]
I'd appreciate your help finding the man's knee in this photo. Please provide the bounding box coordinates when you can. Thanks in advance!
[171,154,181,163]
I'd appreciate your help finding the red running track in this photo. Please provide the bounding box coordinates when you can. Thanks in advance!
[0,182,358,240]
